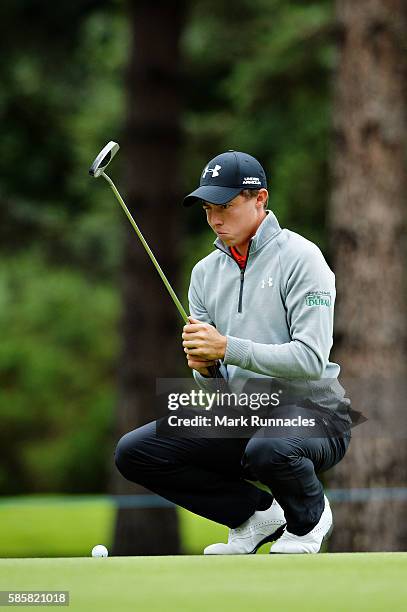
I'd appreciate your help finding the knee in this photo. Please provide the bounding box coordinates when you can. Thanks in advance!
[114,421,166,485]
[243,438,292,476]
[114,432,137,480]
[114,426,154,483]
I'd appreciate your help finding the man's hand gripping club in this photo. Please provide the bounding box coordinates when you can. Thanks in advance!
[182,317,227,377]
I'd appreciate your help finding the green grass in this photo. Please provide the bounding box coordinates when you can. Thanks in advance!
[0,497,115,558]
[0,497,406,611]
[0,495,231,557]
[1,554,406,612]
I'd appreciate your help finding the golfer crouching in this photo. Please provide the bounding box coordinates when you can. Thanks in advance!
[115,151,352,554]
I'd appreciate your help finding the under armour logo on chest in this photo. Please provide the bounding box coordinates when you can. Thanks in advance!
[261,277,273,288]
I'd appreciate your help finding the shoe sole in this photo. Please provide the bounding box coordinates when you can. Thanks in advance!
[249,524,287,554]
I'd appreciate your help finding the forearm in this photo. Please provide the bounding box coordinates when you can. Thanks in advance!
[223,335,325,380]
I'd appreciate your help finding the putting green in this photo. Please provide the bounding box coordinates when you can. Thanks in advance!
[1,553,406,612]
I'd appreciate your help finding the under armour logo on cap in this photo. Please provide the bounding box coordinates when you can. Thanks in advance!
[202,164,222,179]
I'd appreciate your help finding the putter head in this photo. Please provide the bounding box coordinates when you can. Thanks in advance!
[89,141,120,177]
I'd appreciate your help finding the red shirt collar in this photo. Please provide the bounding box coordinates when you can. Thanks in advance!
[230,246,247,269]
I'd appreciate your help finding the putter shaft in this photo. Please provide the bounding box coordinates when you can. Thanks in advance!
[102,172,189,324]
[101,171,224,381]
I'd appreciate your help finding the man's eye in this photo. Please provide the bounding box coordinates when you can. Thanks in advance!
[221,204,230,210]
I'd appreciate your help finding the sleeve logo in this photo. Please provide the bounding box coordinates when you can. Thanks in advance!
[305,291,332,307]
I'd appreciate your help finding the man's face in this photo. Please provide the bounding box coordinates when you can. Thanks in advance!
[202,190,267,248]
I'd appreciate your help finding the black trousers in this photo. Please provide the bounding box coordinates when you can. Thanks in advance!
[114,416,351,535]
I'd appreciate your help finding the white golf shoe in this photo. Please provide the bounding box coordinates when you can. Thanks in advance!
[204,499,286,555]
[269,495,332,554]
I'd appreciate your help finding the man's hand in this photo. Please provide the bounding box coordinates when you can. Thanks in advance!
[182,317,227,375]
[186,355,217,377]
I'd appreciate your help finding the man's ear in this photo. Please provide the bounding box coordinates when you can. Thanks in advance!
[257,188,269,210]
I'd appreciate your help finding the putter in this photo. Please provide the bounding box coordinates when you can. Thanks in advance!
[89,141,224,380]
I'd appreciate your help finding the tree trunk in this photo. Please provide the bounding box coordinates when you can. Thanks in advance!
[328,0,407,551]
[111,0,186,555]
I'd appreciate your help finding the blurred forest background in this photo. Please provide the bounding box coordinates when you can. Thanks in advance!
[0,0,406,554]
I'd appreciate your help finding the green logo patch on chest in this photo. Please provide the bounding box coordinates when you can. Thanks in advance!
[305,291,332,307]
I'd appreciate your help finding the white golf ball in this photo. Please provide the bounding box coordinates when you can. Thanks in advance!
[91,544,108,558]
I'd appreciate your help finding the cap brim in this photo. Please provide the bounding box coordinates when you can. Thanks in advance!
[183,186,242,207]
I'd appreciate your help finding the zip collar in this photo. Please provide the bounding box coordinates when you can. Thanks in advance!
[213,210,281,255]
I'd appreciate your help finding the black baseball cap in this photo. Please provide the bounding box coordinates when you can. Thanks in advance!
[183,150,267,207]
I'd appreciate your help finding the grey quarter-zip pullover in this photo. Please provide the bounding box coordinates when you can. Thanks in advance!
[188,210,350,415]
